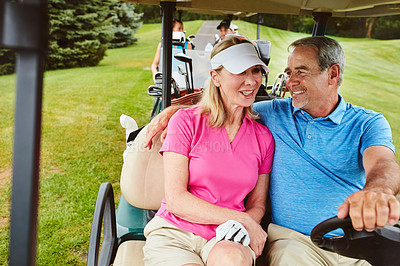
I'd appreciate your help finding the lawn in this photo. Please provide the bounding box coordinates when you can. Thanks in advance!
[0,20,399,264]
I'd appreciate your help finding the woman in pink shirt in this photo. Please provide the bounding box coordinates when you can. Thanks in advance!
[143,37,275,266]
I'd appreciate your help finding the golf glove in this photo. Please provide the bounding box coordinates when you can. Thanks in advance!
[216,220,250,246]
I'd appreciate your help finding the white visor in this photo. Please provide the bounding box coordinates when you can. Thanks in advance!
[211,43,269,74]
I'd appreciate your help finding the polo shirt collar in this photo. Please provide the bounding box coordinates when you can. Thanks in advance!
[292,94,346,125]
[326,94,346,124]
[243,112,252,123]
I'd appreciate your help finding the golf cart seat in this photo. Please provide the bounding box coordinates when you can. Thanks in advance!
[115,125,165,265]
[252,40,282,101]
[88,122,271,265]
[88,125,165,265]
[253,40,271,66]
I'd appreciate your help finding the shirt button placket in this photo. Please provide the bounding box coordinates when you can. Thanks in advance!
[309,120,314,139]
[305,119,314,143]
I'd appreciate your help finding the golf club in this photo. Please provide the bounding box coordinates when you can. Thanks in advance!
[178,64,191,94]
[174,53,194,93]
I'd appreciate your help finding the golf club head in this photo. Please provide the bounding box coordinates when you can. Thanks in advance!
[174,53,192,63]
[177,65,186,75]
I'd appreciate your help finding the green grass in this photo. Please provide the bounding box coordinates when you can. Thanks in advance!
[0,20,399,264]
[0,21,202,265]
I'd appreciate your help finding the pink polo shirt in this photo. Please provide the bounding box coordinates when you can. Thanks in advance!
[157,106,274,240]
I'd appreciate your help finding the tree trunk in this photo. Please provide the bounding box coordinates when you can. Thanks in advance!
[287,15,293,31]
[365,17,376,39]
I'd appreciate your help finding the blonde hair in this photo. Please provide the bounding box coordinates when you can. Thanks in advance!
[199,37,259,127]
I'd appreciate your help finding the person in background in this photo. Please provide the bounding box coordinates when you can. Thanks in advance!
[143,37,274,266]
[145,36,400,265]
[151,19,192,83]
[205,20,241,52]
[215,19,236,43]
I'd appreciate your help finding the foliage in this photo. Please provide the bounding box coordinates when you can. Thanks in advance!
[372,15,400,40]
[136,4,225,23]
[137,6,400,40]
[243,14,315,34]
[107,1,143,48]
[136,4,162,23]
[180,12,225,22]
[326,17,367,38]
[243,13,400,39]
[0,0,143,74]
[0,49,15,75]
[46,0,114,69]
[326,15,400,39]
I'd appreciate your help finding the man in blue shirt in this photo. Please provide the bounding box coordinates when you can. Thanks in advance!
[252,36,399,265]
[145,36,400,264]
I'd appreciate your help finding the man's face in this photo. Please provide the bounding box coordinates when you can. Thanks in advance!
[219,26,231,40]
[285,46,333,117]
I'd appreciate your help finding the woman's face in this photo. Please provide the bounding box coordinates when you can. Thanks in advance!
[211,65,262,110]
[173,22,183,32]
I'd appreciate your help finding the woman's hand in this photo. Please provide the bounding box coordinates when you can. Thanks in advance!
[243,217,268,258]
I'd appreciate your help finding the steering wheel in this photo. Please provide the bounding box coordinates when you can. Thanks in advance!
[310,216,400,266]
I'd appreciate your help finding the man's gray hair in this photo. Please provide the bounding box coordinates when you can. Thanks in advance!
[289,36,346,86]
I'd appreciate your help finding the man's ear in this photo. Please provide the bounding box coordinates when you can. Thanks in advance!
[328,64,340,86]
[210,70,220,87]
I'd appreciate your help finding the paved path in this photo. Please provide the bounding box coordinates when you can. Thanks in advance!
[192,21,219,51]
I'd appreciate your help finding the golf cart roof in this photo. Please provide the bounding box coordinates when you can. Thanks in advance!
[127,0,400,17]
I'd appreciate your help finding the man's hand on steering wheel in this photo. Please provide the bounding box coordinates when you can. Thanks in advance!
[337,189,400,232]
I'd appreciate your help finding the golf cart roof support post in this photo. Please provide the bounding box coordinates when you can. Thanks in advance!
[257,13,263,40]
[3,0,49,265]
[161,1,176,110]
[312,12,332,36]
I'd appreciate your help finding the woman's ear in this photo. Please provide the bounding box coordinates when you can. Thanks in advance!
[328,63,340,86]
[210,70,220,87]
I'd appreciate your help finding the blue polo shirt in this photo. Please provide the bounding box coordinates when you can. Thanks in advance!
[253,95,395,236]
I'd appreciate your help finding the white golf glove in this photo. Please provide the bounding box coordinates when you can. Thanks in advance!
[216,220,250,246]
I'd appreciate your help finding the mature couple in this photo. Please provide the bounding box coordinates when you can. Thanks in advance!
[142,36,400,265]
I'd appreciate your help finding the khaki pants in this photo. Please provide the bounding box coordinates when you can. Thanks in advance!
[143,216,255,266]
[266,223,371,266]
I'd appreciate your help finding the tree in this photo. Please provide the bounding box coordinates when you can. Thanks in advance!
[243,14,314,34]
[135,5,162,23]
[0,0,143,74]
[326,17,366,38]
[135,4,225,23]
[372,15,400,40]
[0,49,15,75]
[287,15,293,31]
[107,0,143,48]
[365,17,376,39]
[46,0,114,69]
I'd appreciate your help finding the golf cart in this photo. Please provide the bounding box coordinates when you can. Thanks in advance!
[3,0,400,265]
